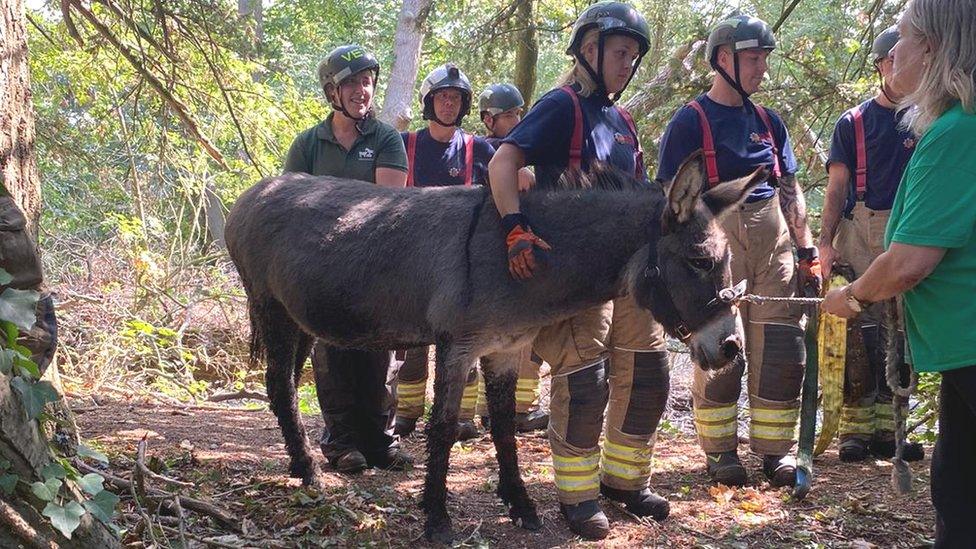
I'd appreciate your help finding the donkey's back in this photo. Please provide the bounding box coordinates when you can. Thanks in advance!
[226,173,505,348]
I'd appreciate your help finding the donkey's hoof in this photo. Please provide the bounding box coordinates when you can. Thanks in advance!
[424,518,454,544]
[509,505,542,531]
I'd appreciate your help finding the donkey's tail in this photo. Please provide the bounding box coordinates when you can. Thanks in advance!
[247,296,269,366]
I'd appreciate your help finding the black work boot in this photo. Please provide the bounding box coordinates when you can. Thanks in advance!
[480,415,491,430]
[330,449,368,474]
[394,416,417,437]
[559,499,609,540]
[762,455,797,487]
[600,482,670,521]
[705,451,748,486]
[367,446,414,471]
[839,438,870,462]
[869,438,925,462]
[456,420,481,441]
[515,409,550,432]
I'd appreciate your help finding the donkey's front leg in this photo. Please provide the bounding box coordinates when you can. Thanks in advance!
[421,335,474,543]
[482,348,541,531]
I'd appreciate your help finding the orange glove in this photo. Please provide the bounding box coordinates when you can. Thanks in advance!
[797,247,823,296]
[502,214,551,280]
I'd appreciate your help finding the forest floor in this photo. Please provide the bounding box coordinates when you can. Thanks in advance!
[70,356,936,548]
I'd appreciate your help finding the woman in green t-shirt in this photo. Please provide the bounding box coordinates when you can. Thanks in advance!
[822,1,976,545]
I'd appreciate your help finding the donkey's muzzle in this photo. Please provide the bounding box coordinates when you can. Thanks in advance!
[721,334,742,360]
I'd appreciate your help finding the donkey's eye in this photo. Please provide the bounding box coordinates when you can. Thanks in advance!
[688,258,715,272]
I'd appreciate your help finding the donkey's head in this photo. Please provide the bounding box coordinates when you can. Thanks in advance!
[633,151,767,370]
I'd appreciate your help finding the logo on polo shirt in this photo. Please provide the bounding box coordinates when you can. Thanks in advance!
[614,132,634,145]
[903,137,916,150]
[359,147,374,160]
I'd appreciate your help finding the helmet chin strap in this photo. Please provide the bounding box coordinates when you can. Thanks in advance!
[715,52,751,102]
[875,62,899,105]
[576,33,644,103]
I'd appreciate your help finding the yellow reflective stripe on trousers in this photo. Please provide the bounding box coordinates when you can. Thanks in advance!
[552,453,600,473]
[873,403,894,419]
[554,474,600,492]
[696,422,738,439]
[601,457,650,480]
[602,439,651,463]
[751,423,797,440]
[601,441,651,480]
[751,407,799,441]
[751,408,800,424]
[839,406,874,434]
[694,405,738,423]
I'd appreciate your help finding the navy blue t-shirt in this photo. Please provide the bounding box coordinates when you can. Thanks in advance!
[502,86,649,189]
[401,128,494,187]
[827,99,916,215]
[656,94,797,203]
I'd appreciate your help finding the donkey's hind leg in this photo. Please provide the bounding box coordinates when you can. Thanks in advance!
[422,334,476,543]
[482,348,541,530]
[259,298,318,484]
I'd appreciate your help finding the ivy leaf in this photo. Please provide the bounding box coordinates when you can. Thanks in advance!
[10,378,60,420]
[0,348,16,375]
[30,477,62,501]
[76,473,105,496]
[83,489,119,524]
[0,288,39,332]
[0,268,12,286]
[14,354,40,379]
[0,458,10,471]
[77,444,109,465]
[41,462,67,481]
[0,473,17,495]
[43,501,85,539]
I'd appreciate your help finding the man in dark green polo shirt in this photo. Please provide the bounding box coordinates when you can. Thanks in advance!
[283,44,410,474]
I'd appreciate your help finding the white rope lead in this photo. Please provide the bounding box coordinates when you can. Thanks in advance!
[739,294,824,305]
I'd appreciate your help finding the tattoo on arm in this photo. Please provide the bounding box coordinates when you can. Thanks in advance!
[778,174,814,248]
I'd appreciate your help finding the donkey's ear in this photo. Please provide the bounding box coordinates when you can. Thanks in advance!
[666,150,707,225]
[701,166,769,218]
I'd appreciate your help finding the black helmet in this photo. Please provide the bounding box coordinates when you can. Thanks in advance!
[705,15,776,99]
[478,83,525,117]
[419,63,473,126]
[317,44,380,121]
[871,26,899,61]
[566,1,651,57]
[565,1,650,102]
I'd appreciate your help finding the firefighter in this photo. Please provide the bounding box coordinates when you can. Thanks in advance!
[283,44,413,474]
[657,15,821,487]
[819,26,924,463]
[488,2,670,539]
[393,63,496,442]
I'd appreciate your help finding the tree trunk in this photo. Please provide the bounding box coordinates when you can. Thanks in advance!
[378,0,434,131]
[513,0,537,105]
[0,1,118,546]
[237,0,263,51]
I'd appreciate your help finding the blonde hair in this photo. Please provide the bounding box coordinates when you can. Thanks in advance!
[899,0,976,134]
[556,29,601,97]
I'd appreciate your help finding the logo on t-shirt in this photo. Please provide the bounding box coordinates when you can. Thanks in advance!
[614,132,634,145]
[903,137,916,150]
[359,148,374,160]
[750,132,762,144]
[448,166,461,177]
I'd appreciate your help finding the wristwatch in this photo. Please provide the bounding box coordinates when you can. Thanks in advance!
[797,246,819,261]
[844,284,870,313]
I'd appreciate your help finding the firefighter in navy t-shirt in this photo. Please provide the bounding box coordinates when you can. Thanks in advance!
[819,26,923,464]
[393,64,494,442]
[657,15,820,488]
[489,2,669,539]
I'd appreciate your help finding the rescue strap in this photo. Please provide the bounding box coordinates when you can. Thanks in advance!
[687,99,782,187]
[558,86,644,179]
[739,294,823,305]
[405,131,475,187]
[883,298,917,495]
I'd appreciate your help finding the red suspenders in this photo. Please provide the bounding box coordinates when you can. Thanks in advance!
[687,99,782,187]
[559,86,643,178]
[848,105,868,199]
[405,131,474,187]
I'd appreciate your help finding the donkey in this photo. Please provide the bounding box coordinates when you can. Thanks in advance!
[225,152,765,542]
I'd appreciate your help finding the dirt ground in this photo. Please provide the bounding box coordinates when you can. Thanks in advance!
[72,356,936,548]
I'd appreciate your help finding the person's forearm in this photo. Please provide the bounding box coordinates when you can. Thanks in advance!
[819,170,849,247]
[488,145,525,216]
[375,167,407,188]
[778,174,814,248]
[850,243,946,302]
